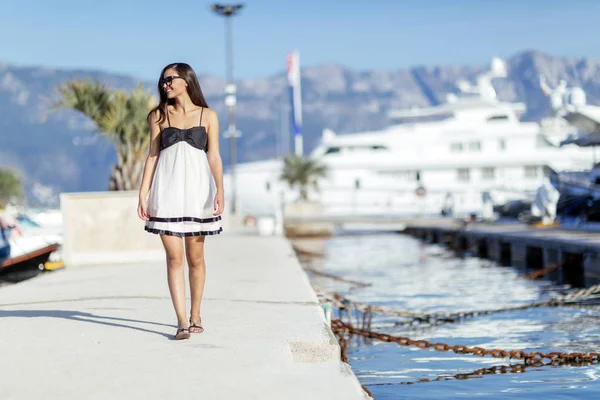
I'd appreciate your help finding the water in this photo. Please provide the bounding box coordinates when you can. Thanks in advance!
[295,232,600,399]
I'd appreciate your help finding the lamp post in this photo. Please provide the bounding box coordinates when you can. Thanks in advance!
[211,3,244,214]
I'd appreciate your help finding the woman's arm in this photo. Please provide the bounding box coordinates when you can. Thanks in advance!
[206,109,225,215]
[137,110,161,220]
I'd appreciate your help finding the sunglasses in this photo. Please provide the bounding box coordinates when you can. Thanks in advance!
[160,76,184,86]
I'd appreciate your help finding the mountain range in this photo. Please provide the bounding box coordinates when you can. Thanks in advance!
[1,50,599,206]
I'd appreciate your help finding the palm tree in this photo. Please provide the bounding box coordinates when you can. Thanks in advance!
[280,154,328,201]
[0,167,24,207]
[53,80,156,190]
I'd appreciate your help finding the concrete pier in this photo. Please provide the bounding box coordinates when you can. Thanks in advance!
[406,222,600,287]
[0,234,368,400]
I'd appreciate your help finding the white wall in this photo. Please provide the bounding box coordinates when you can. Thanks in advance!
[60,191,165,266]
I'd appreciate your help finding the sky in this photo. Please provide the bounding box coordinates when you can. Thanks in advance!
[1,0,599,81]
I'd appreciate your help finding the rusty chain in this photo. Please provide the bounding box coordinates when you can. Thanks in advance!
[318,283,600,329]
[303,267,372,287]
[310,261,566,292]
[520,262,563,280]
[332,327,375,399]
[333,328,348,363]
[292,245,372,288]
[334,319,555,395]
[300,246,569,291]
[366,362,541,386]
[332,319,600,366]
[300,240,600,394]
[292,245,325,259]
[438,363,531,381]
[404,364,530,384]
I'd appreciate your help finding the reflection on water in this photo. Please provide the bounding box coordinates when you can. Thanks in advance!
[295,233,600,400]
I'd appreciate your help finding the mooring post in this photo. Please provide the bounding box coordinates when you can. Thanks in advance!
[544,248,562,282]
[510,243,527,270]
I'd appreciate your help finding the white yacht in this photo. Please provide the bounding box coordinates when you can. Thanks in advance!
[531,81,600,222]
[225,58,595,218]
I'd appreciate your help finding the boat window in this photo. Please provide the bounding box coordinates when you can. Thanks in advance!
[524,166,538,178]
[498,139,506,151]
[377,170,413,180]
[325,145,387,154]
[450,143,463,152]
[348,145,388,152]
[488,115,509,121]
[469,141,481,151]
[457,168,470,182]
[482,167,495,180]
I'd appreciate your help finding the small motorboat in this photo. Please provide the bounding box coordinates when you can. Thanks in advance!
[0,242,60,283]
[1,214,62,283]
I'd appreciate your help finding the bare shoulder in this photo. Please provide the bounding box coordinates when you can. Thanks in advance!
[147,109,165,137]
[203,107,218,123]
[204,108,219,130]
[147,108,161,124]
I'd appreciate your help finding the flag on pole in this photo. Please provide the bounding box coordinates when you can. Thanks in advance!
[286,51,303,156]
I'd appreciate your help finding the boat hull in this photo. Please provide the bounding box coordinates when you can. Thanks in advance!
[0,243,59,283]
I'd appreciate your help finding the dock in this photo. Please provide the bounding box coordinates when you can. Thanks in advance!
[286,213,600,288]
[0,233,368,400]
[404,221,600,287]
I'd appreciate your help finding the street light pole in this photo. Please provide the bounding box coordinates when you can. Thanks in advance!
[211,3,244,215]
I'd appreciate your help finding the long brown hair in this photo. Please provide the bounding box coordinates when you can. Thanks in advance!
[148,62,209,124]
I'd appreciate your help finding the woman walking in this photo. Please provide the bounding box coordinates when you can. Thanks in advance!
[137,62,224,340]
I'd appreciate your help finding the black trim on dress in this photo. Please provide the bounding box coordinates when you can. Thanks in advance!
[144,226,223,237]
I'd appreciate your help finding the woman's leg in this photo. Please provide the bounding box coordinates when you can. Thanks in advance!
[185,235,206,332]
[160,234,188,330]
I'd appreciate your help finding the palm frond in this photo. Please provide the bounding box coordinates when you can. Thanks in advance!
[52,80,156,190]
[52,80,113,127]
[280,154,328,200]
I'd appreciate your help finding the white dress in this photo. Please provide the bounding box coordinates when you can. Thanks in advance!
[145,107,222,236]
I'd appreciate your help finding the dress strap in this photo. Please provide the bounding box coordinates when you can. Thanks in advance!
[166,106,171,127]
[199,107,204,125]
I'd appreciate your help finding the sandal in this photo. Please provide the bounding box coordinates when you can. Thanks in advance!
[174,327,190,340]
[189,317,204,334]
